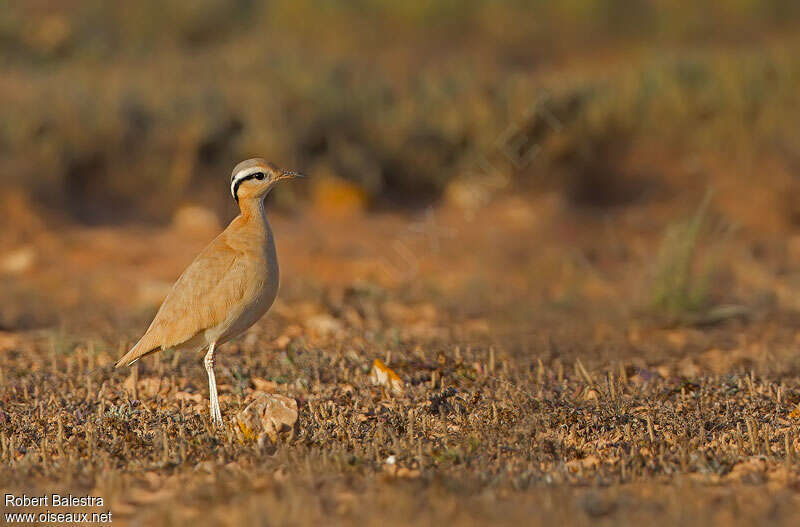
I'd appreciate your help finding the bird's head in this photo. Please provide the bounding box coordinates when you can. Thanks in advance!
[230,158,305,203]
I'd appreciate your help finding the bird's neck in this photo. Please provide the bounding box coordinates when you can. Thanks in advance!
[228,197,274,254]
[238,197,267,226]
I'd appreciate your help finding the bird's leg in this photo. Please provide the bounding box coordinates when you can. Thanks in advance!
[204,343,223,428]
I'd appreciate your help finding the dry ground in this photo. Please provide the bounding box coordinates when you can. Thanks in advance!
[3,191,800,526]
[3,3,800,526]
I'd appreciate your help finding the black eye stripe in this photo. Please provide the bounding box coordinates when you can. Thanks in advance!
[233,172,266,202]
[231,171,265,182]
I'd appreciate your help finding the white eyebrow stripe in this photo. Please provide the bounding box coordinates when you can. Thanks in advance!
[230,167,267,198]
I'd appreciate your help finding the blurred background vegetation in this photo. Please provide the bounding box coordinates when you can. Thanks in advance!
[1,0,799,224]
[6,5,800,522]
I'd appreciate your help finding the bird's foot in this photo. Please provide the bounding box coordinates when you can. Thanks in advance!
[211,407,223,428]
[209,397,223,428]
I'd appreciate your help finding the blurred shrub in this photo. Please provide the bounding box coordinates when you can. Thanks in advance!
[0,1,799,221]
[649,192,713,318]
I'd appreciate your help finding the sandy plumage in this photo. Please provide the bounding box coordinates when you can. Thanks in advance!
[115,233,249,367]
[115,158,303,425]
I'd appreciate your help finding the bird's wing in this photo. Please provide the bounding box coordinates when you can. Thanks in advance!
[115,236,248,367]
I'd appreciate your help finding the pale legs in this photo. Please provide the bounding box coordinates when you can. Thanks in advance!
[204,342,223,427]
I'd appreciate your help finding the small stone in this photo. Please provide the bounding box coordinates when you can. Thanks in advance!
[0,247,36,274]
[252,377,278,393]
[236,393,298,446]
[305,314,343,337]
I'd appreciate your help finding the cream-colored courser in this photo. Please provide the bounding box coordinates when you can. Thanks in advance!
[115,158,304,427]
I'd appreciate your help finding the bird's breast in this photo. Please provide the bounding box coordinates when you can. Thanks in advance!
[212,225,279,343]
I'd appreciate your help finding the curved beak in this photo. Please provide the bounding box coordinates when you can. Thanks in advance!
[280,169,306,180]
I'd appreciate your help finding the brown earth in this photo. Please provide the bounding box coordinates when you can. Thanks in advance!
[2,184,800,525]
[3,4,800,524]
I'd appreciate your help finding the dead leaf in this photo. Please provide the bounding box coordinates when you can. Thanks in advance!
[370,359,404,395]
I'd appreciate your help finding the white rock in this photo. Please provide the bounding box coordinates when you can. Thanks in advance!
[236,393,298,446]
[0,247,36,274]
[305,314,343,336]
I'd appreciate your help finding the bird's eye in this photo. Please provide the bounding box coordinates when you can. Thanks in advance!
[254,172,265,180]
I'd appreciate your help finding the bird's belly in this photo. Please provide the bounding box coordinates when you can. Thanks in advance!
[232,285,277,336]
[205,231,279,345]
[210,270,278,345]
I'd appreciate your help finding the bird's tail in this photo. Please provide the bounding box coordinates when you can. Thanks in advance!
[115,338,159,368]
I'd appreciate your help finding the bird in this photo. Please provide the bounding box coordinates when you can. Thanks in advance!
[115,158,304,427]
